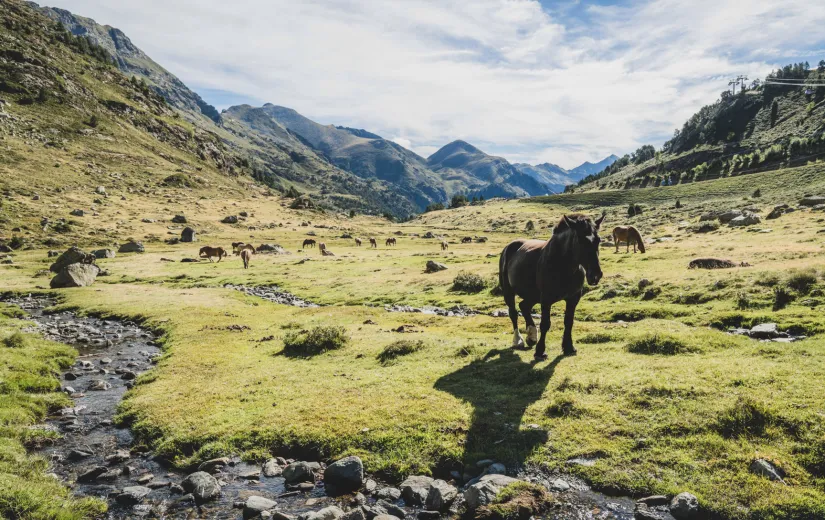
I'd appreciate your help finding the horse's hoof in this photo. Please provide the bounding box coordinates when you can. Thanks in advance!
[526,326,538,347]
[511,339,525,349]
[563,347,578,356]
[533,353,548,361]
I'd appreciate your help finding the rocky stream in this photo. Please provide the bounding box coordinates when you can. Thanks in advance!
[4,294,687,519]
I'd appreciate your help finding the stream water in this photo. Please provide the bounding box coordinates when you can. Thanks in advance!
[6,294,671,520]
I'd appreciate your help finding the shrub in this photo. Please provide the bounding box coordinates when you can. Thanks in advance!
[755,272,780,287]
[799,437,825,477]
[525,220,535,232]
[2,332,27,349]
[735,292,752,310]
[716,396,779,438]
[452,271,486,293]
[546,396,583,418]
[377,340,424,364]
[163,173,201,188]
[773,286,794,311]
[626,333,698,355]
[87,114,99,128]
[752,188,761,198]
[8,235,24,250]
[450,194,469,208]
[425,202,445,212]
[786,269,818,294]
[282,326,348,356]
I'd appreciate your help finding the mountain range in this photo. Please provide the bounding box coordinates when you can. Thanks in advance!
[25,1,617,215]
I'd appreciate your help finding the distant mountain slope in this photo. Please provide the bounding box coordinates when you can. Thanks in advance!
[513,162,572,194]
[573,63,825,193]
[427,141,550,198]
[567,155,619,180]
[29,2,222,124]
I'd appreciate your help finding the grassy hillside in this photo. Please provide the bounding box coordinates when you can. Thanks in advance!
[573,64,825,193]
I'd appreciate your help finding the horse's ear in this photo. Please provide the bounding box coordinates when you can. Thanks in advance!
[562,215,576,229]
[595,212,606,229]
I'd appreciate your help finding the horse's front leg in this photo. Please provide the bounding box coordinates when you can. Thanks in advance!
[561,293,581,356]
[534,300,551,361]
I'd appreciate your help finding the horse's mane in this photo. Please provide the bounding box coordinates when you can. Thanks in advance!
[552,213,590,235]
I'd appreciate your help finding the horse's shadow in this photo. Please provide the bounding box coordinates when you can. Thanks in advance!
[434,349,564,468]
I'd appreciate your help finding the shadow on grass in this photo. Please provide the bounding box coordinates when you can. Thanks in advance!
[434,349,564,467]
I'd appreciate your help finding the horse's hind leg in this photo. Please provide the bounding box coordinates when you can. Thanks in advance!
[504,293,524,349]
[534,300,551,361]
[519,300,537,347]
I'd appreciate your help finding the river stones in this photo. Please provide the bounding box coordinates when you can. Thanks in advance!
[283,461,315,484]
[298,505,344,520]
[244,496,278,519]
[198,457,230,474]
[374,487,400,501]
[263,458,283,477]
[669,492,700,519]
[400,475,434,507]
[181,471,221,501]
[464,474,519,510]
[425,480,458,512]
[87,379,111,391]
[116,486,152,505]
[324,456,364,495]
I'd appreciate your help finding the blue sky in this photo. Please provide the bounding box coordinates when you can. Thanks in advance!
[47,0,825,168]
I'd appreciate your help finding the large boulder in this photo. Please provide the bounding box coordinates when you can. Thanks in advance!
[464,474,519,510]
[400,475,434,507]
[748,323,782,339]
[50,263,99,288]
[324,456,364,495]
[172,215,188,224]
[257,243,288,254]
[800,196,825,206]
[729,214,761,227]
[717,210,742,223]
[283,461,314,484]
[425,479,458,512]
[50,247,91,273]
[118,241,145,253]
[244,496,278,519]
[181,227,197,243]
[669,492,700,519]
[70,209,85,217]
[181,471,221,501]
[425,261,447,273]
[222,215,239,224]
[92,248,115,259]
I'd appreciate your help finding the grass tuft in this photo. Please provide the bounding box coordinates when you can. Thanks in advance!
[478,481,553,520]
[451,271,487,293]
[716,396,780,438]
[2,332,27,349]
[545,396,584,418]
[786,269,818,294]
[282,326,349,357]
[377,340,424,364]
[626,333,699,355]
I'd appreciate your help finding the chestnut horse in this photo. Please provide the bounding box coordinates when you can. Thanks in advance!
[303,239,316,249]
[499,213,605,359]
[240,248,251,269]
[234,244,254,256]
[355,238,362,246]
[612,226,646,253]
[199,246,227,262]
[385,237,397,247]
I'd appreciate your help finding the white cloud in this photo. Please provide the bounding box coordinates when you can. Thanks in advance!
[45,0,825,169]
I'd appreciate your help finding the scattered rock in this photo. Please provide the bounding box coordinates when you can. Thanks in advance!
[172,215,188,224]
[729,214,761,227]
[748,323,782,339]
[262,458,283,477]
[181,471,221,501]
[50,246,92,273]
[464,474,518,510]
[92,248,115,259]
[749,459,784,481]
[77,466,108,482]
[717,210,742,223]
[425,479,458,512]
[400,475,435,507]
[244,496,278,519]
[688,258,737,269]
[257,243,288,254]
[425,261,447,273]
[423,231,436,239]
[669,492,699,520]
[50,263,100,289]
[181,227,197,242]
[222,215,239,224]
[118,241,145,253]
[800,196,825,207]
[116,486,151,505]
[375,487,401,501]
[198,457,230,474]
[283,461,314,484]
[298,506,344,520]
[324,456,364,495]
[70,209,85,217]
[87,379,111,391]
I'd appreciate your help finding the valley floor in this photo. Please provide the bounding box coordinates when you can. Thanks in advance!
[3,165,825,519]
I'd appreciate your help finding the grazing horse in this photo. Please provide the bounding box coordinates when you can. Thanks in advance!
[234,243,254,256]
[199,246,227,262]
[240,248,251,269]
[303,238,316,249]
[231,241,245,253]
[612,226,646,253]
[355,238,362,247]
[499,213,605,360]
[385,237,397,247]
[319,242,326,254]
[441,240,449,251]
[461,237,472,244]
[369,238,377,248]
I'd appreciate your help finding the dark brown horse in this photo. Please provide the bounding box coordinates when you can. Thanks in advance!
[369,238,377,248]
[385,237,397,247]
[303,238,316,249]
[499,213,605,359]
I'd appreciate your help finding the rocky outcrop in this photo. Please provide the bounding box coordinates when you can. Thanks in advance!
[425,261,447,273]
[50,263,100,288]
[181,227,197,242]
[118,240,145,253]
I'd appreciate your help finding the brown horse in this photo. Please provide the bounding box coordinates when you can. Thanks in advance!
[612,226,646,253]
[234,243,255,256]
[355,238,362,247]
[461,237,472,244]
[441,240,449,251]
[319,242,326,254]
[369,238,377,248]
[199,246,227,262]
[499,213,605,359]
[231,241,244,252]
[303,238,316,249]
[385,237,397,247]
[240,248,251,269]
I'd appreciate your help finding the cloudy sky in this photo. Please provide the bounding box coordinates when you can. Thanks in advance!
[47,0,825,168]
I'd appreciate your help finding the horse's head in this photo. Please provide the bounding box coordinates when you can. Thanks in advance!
[561,213,605,286]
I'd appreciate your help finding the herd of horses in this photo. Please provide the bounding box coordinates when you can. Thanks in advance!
[197,218,646,358]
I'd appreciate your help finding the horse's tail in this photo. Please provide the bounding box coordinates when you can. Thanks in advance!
[631,226,646,253]
[498,241,519,302]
